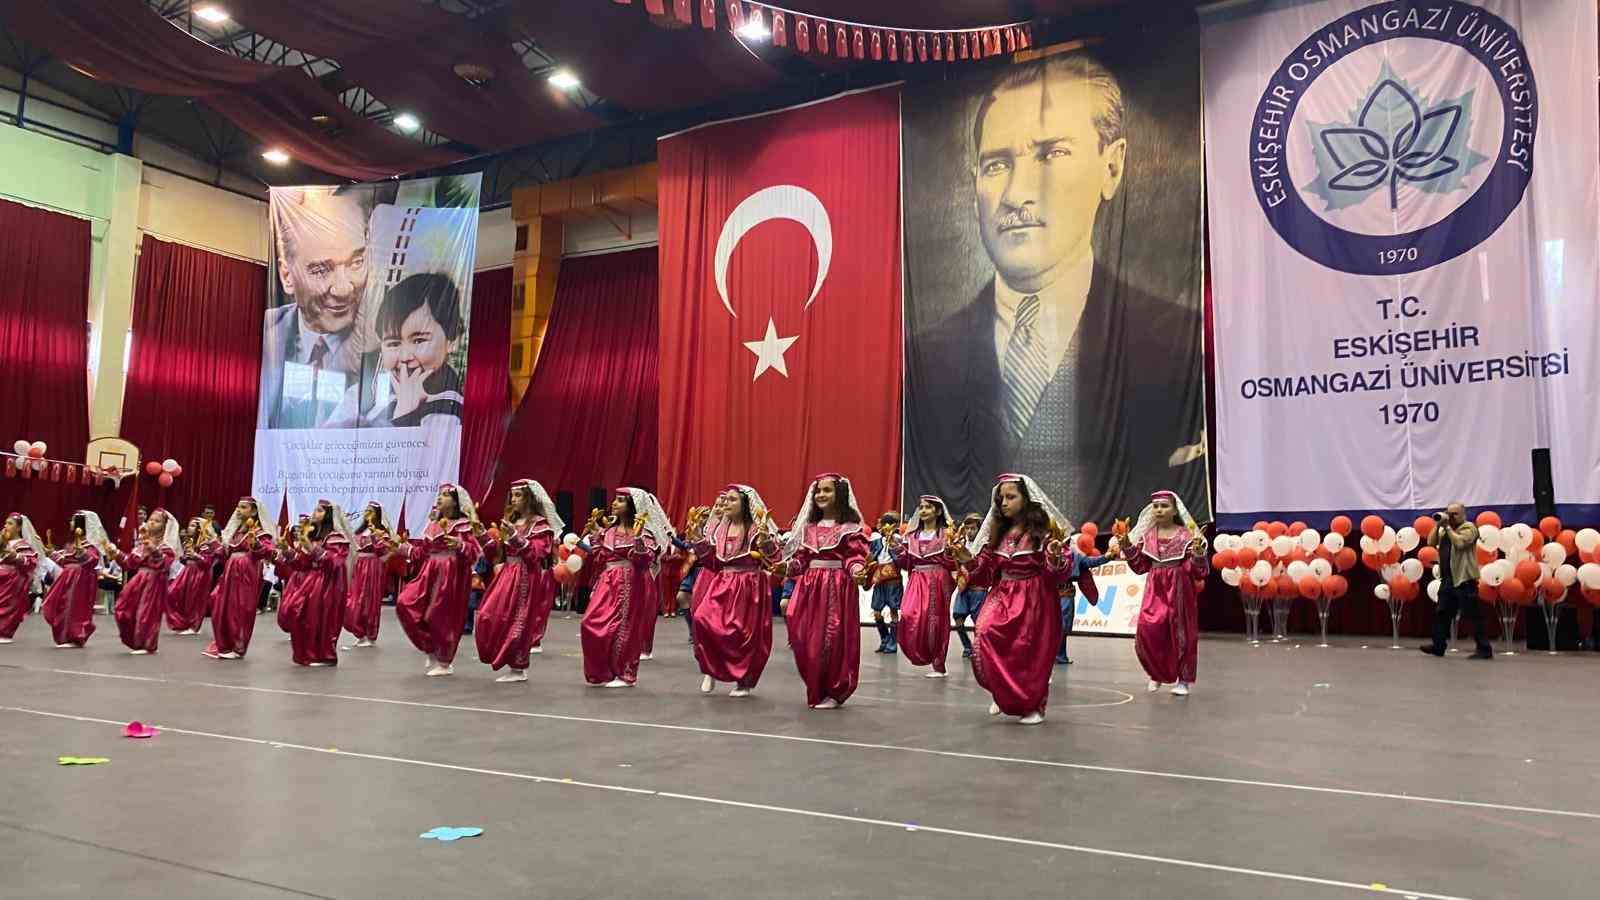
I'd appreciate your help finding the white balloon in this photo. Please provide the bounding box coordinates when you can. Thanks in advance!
[1400,558,1423,582]
[1247,530,1270,551]
[31,459,45,472]
[1541,543,1567,567]
[562,533,580,549]
[1380,564,1401,584]
[1427,579,1441,602]
[1249,560,1273,587]
[1297,529,1321,553]
[1359,535,1377,554]
[1286,561,1310,581]
[29,440,45,455]
[161,458,179,473]
[1476,524,1500,551]
[1270,535,1294,558]
[1499,527,1524,554]
[1309,558,1333,579]
[1431,564,1440,580]
[10,439,26,456]
[1556,564,1578,587]
[1375,583,1392,601]
[565,554,584,574]
[1539,562,1553,584]
[1396,526,1420,553]
[1482,561,1508,587]
[1579,563,1600,591]
[1322,532,1345,553]
[1377,527,1397,553]
[1220,566,1243,587]
[1508,523,1533,549]
[1505,547,1530,566]
[1576,529,1600,554]
[1213,534,1234,552]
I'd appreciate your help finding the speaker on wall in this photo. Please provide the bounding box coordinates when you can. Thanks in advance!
[1531,448,1555,520]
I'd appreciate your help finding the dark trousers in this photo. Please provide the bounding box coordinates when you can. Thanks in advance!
[1432,578,1490,654]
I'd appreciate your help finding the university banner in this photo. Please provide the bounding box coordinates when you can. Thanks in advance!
[1203,1,1599,527]
[657,88,902,523]
[900,32,1209,528]
[252,174,481,531]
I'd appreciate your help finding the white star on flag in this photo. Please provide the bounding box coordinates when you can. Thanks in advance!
[742,317,799,381]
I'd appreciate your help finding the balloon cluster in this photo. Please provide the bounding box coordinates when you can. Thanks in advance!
[143,458,183,488]
[1466,512,1584,607]
[10,439,48,474]
[552,533,586,586]
[1211,519,1353,603]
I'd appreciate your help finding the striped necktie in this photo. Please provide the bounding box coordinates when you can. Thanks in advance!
[1002,293,1049,441]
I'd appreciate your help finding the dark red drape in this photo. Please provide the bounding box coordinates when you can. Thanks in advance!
[0,199,122,536]
[494,248,659,518]
[120,236,266,523]
[459,266,514,506]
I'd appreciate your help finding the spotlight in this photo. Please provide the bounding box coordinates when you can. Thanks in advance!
[261,148,290,165]
[195,5,230,24]
[547,70,580,90]
[737,20,770,41]
[393,112,420,132]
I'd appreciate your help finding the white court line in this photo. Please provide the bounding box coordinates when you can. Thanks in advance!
[3,705,1470,900]
[29,666,1600,823]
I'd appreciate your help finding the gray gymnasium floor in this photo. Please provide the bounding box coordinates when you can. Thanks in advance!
[2,609,1595,899]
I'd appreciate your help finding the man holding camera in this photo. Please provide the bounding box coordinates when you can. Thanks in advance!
[1420,503,1492,659]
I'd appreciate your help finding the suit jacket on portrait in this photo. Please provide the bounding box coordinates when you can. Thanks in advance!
[256,303,375,430]
[905,263,1206,524]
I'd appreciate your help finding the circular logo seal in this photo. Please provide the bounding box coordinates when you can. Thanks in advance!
[1250,1,1537,275]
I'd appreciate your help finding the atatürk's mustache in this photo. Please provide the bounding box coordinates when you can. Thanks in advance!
[996,208,1046,233]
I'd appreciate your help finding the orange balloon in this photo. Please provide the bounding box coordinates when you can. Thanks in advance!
[1558,529,1578,556]
[1539,516,1562,540]
[1275,575,1295,597]
[1288,521,1308,536]
[1539,578,1565,601]
[1477,581,1498,602]
[1360,515,1385,540]
[1212,550,1237,570]
[1266,521,1288,539]
[1361,551,1382,570]
[1500,577,1529,604]
[1383,546,1402,565]
[1076,534,1096,555]
[1514,560,1541,586]
[1475,510,1502,528]
[1287,547,1308,564]
[1413,516,1436,538]
[1417,546,1439,567]
[1527,530,1543,553]
[1081,521,1099,538]
[1581,586,1600,607]
[1297,575,1320,599]
[1475,546,1497,566]
[1252,520,1271,533]
[1319,575,1342,598]
[1335,547,1357,571]
[1329,515,1352,536]
[1236,547,1258,569]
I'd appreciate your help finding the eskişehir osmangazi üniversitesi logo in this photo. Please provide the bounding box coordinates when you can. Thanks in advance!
[1301,61,1490,214]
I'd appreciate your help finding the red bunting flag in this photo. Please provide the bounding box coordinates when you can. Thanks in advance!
[643,0,666,15]
[916,33,927,61]
[1019,24,1031,48]
[815,19,828,54]
[835,24,848,58]
[674,0,692,24]
[796,16,810,52]
[959,32,969,59]
[701,0,716,28]
[772,10,787,46]
[725,0,743,30]
[931,32,941,60]
[851,26,864,60]
[871,29,882,60]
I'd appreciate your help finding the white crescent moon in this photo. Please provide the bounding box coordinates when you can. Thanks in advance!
[712,185,832,319]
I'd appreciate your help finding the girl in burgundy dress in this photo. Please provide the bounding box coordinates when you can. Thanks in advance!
[1121,490,1209,696]
[893,495,959,678]
[203,497,277,660]
[112,509,182,655]
[689,484,779,698]
[579,487,668,687]
[0,513,44,643]
[475,479,560,683]
[345,501,396,648]
[396,484,482,677]
[42,511,108,648]
[782,474,871,710]
[278,499,352,667]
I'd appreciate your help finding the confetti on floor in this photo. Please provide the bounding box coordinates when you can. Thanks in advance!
[123,721,159,739]
[420,827,484,842]
[58,756,110,766]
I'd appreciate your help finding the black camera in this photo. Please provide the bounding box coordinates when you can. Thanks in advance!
[1432,512,1447,522]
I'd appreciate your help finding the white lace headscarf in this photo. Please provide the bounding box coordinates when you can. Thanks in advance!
[74,510,111,550]
[8,513,55,592]
[967,474,1067,556]
[509,478,564,535]
[616,487,670,552]
[148,508,184,579]
[222,497,278,544]
[1127,489,1201,562]
[436,483,479,529]
[357,501,391,534]
[911,494,953,532]
[785,473,865,555]
[710,484,772,552]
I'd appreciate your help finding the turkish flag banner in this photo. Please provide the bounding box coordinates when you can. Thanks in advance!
[658,88,903,524]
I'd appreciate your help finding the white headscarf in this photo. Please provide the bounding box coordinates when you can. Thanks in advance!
[149,508,184,579]
[911,494,954,532]
[709,484,774,553]
[222,497,278,543]
[8,513,55,592]
[785,473,865,555]
[616,487,670,553]
[1127,489,1201,562]
[967,474,1067,556]
[357,501,391,534]
[509,478,564,535]
[74,510,110,549]
[315,498,358,580]
[437,483,479,528]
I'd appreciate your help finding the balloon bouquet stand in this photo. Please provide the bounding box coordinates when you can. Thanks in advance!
[1494,597,1520,657]
[1537,596,1565,656]
[1374,583,1406,649]
[1269,596,1291,642]
[1314,594,1334,647]
[1240,593,1264,644]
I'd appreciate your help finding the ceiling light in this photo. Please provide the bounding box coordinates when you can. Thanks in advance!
[737,20,770,41]
[547,69,580,90]
[195,5,230,24]
[261,148,290,165]
[393,112,420,132]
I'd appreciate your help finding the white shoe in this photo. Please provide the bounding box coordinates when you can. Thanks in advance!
[219,651,241,659]
[531,645,543,654]
[425,654,437,673]
[187,628,202,635]
[1019,711,1045,725]
[426,664,454,677]
[1171,682,1191,696]
[988,701,1002,716]
[54,642,76,648]
[355,638,373,648]
[496,670,528,683]
[1147,680,1161,693]
[924,670,948,679]
[729,687,751,698]
[0,638,13,644]
[813,698,839,709]
[700,675,715,694]
[308,661,334,667]
[129,649,151,655]
[640,652,653,661]
[603,678,631,688]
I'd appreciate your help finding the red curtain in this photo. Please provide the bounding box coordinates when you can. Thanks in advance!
[0,198,120,536]
[459,266,514,505]
[120,236,266,523]
[493,248,658,518]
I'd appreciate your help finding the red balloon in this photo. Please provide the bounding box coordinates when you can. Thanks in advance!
[1413,516,1436,538]
[1252,520,1270,533]
[1275,575,1295,597]
[1477,581,1499,602]
[1266,521,1288,539]
[1329,515,1353,536]
[1539,578,1565,601]
[1475,510,1502,528]
[1360,515,1385,540]
[1500,577,1529,604]
[1235,547,1259,568]
[552,564,575,586]
[1080,521,1099,538]
[1361,551,1382,570]
[1581,586,1600,607]
[1334,548,1357,571]
[1475,546,1497,566]
[1539,516,1563,539]
[1075,534,1095,555]
[1383,546,1402,565]
[1297,575,1320,599]
[1288,521,1308,536]
[1212,550,1237,570]
[157,473,174,488]
[1526,530,1543,553]
[1513,560,1541,586]
[144,461,162,476]
[1417,546,1439,567]
[170,464,183,479]
[1558,529,1579,557]
[1330,575,1350,599]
